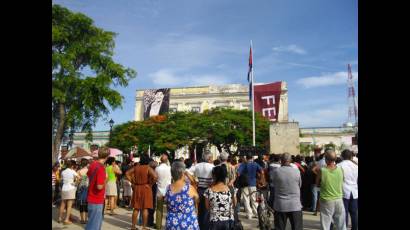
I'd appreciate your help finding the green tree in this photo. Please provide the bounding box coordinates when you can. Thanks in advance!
[299,143,314,156]
[52,5,136,163]
[324,142,336,151]
[201,108,270,154]
[109,108,271,157]
[337,143,349,152]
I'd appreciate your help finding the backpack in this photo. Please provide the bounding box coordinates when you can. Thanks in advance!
[234,163,249,188]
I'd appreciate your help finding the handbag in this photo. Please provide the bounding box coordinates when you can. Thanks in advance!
[234,163,249,189]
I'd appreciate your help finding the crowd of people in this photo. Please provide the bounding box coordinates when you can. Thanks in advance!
[52,146,358,230]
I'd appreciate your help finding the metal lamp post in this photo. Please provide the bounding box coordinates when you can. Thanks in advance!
[109,119,114,144]
[68,130,74,149]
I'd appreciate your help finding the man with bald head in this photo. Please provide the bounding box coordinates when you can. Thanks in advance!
[154,153,171,229]
[271,153,303,230]
[316,149,346,230]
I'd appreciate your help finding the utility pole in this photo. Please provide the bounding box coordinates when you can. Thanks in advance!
[347,64,358,126]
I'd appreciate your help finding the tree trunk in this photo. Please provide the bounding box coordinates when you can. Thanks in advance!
[52,103,66,164]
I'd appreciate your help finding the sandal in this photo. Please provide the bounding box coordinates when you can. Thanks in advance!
[63,220,73,225]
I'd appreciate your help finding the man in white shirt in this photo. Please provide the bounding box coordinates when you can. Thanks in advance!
[154,154,171,230]
[353,156,358,164]
[194,150,214,229]
[352,151,358,164]
[337,150,358,230]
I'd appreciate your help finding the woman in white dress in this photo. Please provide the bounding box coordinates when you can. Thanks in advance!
[58,160,80,225]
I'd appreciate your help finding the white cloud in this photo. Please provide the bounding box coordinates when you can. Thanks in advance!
[145,35,244,87]
[296,71,358,88]
[149,69,231,87]
[191,75,230,85]
[151,35,245,70]
[292,104,347,127]
[149,69,184,86]
[283,62,328,70]
[272,44,307,55]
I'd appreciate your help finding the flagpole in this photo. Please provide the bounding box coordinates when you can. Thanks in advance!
[251,40,256,147]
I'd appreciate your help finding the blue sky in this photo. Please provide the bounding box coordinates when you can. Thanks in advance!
[54,0,358,130]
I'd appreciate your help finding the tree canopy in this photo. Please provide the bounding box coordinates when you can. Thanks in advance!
[52,4,136,163]
[110,108,271,157]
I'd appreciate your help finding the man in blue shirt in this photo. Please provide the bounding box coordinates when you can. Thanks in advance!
[237,153,263,219]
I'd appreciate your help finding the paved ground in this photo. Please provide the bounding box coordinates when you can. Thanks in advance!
[52,205,322,230]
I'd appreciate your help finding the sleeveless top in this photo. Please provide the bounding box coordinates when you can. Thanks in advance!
[204,188,234,222]
[165,183,199,230]
[106,165,116,182]
[78,168,89,188]
[320,167,343,201]
[130,165,153,209]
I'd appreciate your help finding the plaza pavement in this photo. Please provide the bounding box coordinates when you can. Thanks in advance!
[52,205,322,230]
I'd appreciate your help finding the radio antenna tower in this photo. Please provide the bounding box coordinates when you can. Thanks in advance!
[347,64,358,126]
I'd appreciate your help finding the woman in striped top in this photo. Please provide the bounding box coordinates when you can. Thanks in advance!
[52,163,60,206]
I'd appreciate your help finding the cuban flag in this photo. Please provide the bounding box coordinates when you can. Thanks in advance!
[247,45,253,101]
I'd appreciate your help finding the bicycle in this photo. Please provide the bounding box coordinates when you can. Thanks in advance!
[248,189,275,230]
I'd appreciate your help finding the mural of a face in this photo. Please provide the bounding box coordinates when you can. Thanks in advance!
[154,91,164,103]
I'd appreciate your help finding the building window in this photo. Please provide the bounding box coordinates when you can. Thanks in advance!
[191,107,200,113]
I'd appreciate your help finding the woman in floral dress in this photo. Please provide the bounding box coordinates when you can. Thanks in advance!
[165,161,200,230]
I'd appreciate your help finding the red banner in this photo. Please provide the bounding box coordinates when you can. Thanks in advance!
[254,82,282,122]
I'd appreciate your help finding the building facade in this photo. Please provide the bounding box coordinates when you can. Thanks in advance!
[72,131,110,151]
[134,83,289,122]
[299,126,357,155]
[270,122,300,155]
